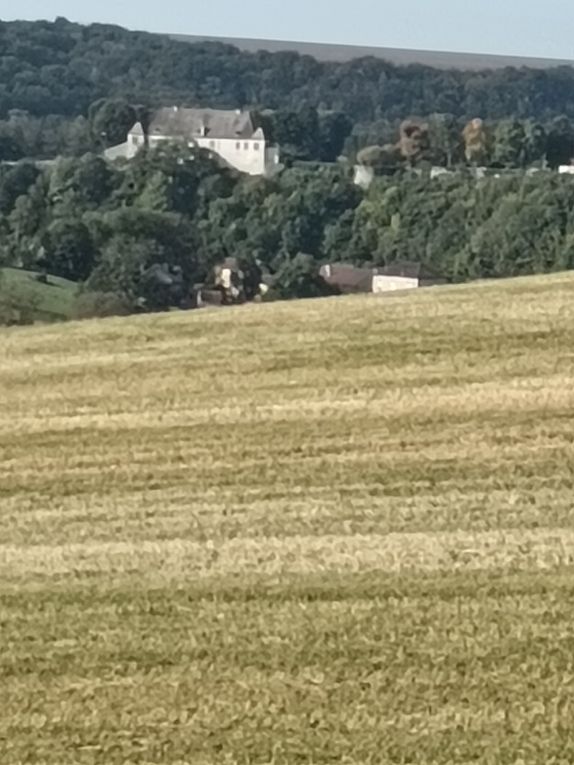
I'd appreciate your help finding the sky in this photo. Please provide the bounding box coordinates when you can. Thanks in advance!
[1,0,574,60]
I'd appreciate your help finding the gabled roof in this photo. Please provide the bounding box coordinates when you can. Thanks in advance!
[320,264,373,293]
[142,107,257,140]
[131,121,145,136]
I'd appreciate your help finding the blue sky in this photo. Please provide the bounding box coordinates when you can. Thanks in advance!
[2,0,574,59]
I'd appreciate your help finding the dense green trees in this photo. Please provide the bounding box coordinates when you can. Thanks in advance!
[2,18,574,168]
[2,16,574,316]
[0,112,93,161]
[88,99,137,148]
[273,253,336,300]
[2,18,574,129]
[342,172,574,278]
[2,142,574,317]
[351,114,574,170]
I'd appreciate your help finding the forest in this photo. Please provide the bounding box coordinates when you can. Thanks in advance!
[2,17,574,164]
[2,17,574,121]
[1,17,574,321]
[2,144,574,321]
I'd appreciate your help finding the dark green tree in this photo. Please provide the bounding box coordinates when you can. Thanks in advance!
[0,162,40,214]
[274,253,335,299]
[493,119,527,167]
[89,98,137,148]
[546,116,574,169]
[40,219,95,280]
[427,113,461,168]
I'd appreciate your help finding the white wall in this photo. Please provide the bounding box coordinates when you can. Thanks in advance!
[372,275,419,293]
[196,137,267,175]
[264,146,281,177]
[132,133,278,177]
[354,165,374,189]
[127,133,145,158]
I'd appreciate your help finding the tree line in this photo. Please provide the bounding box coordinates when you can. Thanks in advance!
[0,101,355,164]
[1,144,574,320]
[2,18,574,126]
[3,100,574,172]
[353,115,574,170]
[2,18,574,170]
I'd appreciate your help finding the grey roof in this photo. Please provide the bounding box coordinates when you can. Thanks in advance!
[320,264,373,293]
[144,107,257,140]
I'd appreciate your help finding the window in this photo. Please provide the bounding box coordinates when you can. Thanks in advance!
[253,143,260,151]
[244,142,249,150]
[236,142,241,150]
[209,140,216,150]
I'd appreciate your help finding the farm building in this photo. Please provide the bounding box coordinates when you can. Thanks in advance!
[319,264,374,294]
[320,261,446,294]
[373,261,447,293]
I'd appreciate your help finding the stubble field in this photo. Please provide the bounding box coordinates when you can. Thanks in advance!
[2,274,574,764]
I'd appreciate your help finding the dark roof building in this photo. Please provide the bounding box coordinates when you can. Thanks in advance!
[147,107,259,141]
[319,260,448,296]
[319,264,374,294]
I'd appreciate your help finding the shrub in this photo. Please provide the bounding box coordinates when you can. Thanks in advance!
[73,291,132,320]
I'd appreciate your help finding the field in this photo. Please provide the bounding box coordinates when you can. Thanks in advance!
[174,34,574,69]
[1,273,574,764]
[0,268,78,323]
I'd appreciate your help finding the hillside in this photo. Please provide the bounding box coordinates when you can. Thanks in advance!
[3,17,574,130]
[2,273,574,762]
[174,33,574,70]
[0,268,78,323]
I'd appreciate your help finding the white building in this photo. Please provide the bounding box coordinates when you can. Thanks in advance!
[108,107,280,177]
[320,261,446,295]
[372,262,446,293]
[372,273,419,293]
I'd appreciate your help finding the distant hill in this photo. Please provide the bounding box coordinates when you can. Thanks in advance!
[173,34,574,70]
[0,268,78,323]
[3,18,574,126]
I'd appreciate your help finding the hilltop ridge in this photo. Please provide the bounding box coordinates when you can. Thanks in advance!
[173,33,574,70]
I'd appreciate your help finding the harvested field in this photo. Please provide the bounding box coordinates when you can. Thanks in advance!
[1,273,574,763]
